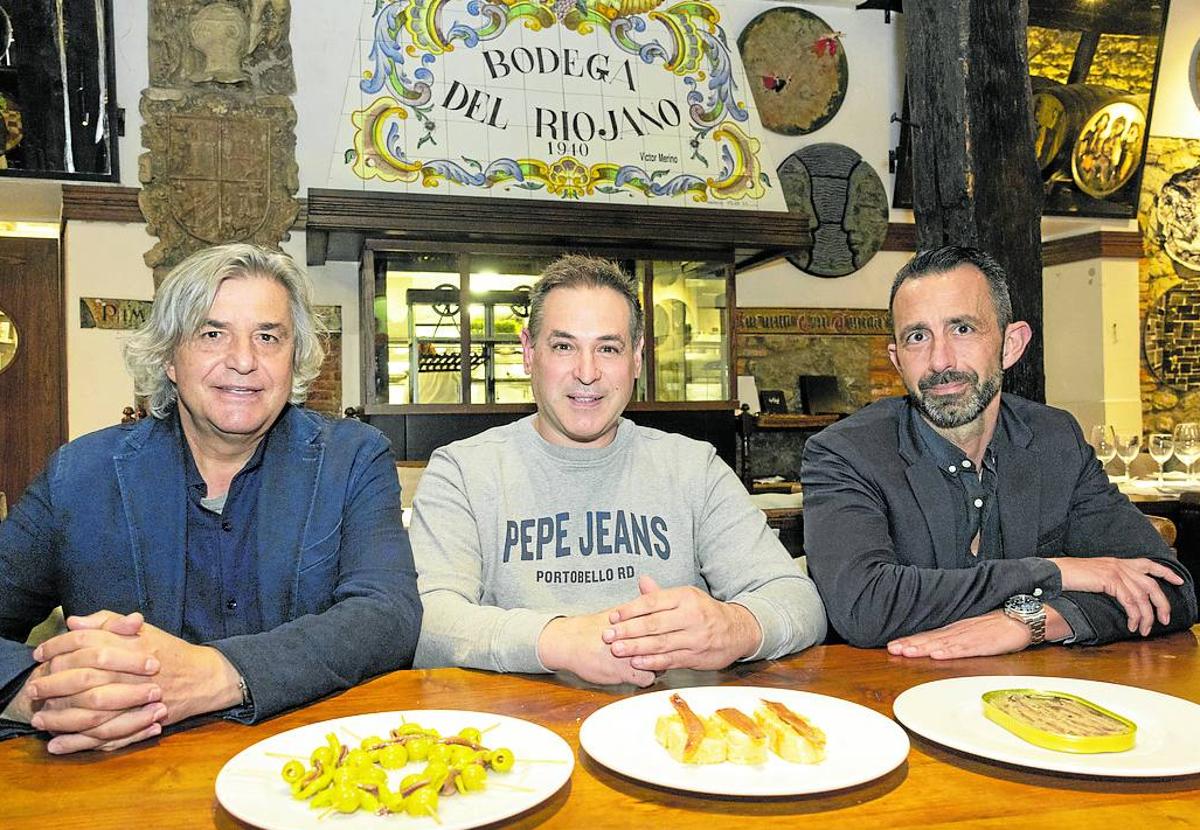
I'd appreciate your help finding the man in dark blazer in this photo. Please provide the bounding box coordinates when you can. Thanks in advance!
[0,244,421,752]
[802,246,1196,657]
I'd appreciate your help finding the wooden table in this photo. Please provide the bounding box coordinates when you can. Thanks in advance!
[5,629,1199,830]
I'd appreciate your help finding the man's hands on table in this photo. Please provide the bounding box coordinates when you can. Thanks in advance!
[537,575,762,685]
[1050,556,1183,635]
[886,606,1072,659]
[603,575,762,672]
[538,611,657,687]
[15,610,243,754]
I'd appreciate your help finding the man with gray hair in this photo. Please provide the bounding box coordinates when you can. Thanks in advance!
[0,244,421,752]
[802,245,1196,657]
[411,254,826,686]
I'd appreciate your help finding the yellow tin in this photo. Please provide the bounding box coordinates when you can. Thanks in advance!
[982,689,1136,754]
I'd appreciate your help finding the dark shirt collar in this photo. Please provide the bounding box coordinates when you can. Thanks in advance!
[907,397,1010,474]
[173,409,272,492]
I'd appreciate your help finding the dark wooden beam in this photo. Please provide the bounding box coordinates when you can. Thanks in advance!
[1066,31,1101,86]
[905,0,1046,401]
[1042,230,1142,266]
[61,185,144,223]
[1027,0,1168,37]
[306,189,814,266]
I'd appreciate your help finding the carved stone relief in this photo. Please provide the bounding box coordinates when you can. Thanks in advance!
[148,0,294,95]
[141,0,297,283]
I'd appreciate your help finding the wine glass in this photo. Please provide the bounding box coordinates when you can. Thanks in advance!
[1148,432,1174,483]
[1113,431,1141,480]
[1172,422,1200,482]
[1090,425,1116,474]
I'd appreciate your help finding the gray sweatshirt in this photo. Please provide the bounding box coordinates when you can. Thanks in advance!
[411,416,826,673]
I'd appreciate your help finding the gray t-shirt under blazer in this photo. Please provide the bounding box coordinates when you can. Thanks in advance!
[410,415,827,673]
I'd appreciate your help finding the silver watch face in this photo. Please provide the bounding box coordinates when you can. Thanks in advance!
[1006,594,1043,616]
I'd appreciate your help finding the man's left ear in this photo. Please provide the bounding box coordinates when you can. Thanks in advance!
[633,337,645,377]
[1001,321,1032,370]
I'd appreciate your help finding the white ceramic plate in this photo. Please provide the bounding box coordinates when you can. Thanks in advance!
[215,710,574,829]
[578,686,909,796]
[893,676,1200,777]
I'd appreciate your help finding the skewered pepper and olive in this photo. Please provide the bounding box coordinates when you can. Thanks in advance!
[278,723,518,817]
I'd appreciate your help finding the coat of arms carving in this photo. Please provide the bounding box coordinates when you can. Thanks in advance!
[140,0,298,283]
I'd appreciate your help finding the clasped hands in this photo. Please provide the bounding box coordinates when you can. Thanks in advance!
[538,575,762,687]
[14,611,242,755]
[888,556,1184,660]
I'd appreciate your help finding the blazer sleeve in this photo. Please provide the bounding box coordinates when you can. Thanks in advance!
[208,432,422,722]
[800,431,1063,648]
[0,461,67,739]
[1055,419,1198,644]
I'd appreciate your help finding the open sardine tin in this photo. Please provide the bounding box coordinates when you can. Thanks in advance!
[982,689,1137,754]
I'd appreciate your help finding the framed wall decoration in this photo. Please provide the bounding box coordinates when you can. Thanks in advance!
[893,0,1171,219]
[777,143,889,278]
[0,0,119,180]
[737,6,848,136]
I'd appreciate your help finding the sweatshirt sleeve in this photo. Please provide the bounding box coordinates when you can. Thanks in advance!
[410,449,558,674]
[694,452,827,659]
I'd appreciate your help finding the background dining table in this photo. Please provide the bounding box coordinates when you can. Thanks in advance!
[4,627,1198,830]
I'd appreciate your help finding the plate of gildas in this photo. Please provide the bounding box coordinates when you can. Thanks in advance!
[578,686,909,796]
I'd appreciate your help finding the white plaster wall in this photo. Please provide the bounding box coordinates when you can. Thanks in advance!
[1149,0,1200,141]
[64,221,154,439]
[1043,258,1142,437]
[1044,258,1106,431]
[1098,258,1143,437]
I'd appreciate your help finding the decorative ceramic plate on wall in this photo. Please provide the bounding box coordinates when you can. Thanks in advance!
[738,7,848,136]
[777,143,889,278]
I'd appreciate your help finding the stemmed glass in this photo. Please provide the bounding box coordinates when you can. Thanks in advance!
[1148,433,1174,483]
[1113,431,1141,480]
[1172,422,1200,483]
[1090,425,1116,475]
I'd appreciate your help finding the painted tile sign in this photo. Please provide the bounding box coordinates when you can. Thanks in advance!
[336,0,785,208]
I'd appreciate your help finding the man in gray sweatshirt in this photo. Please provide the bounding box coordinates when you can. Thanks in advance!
[410,255,826,686]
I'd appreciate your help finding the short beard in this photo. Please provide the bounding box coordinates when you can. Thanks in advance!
[911,368,1002,429]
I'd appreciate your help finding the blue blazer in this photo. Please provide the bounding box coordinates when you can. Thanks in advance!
[0,406,421,737]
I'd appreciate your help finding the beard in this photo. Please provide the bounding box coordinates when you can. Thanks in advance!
[911,366,1002,429]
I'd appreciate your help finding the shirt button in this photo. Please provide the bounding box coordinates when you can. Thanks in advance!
[221,519,232,532]
[973,498,984,508]
[226,599,238,611]
[962,459,972,468]
[948,465,957,473]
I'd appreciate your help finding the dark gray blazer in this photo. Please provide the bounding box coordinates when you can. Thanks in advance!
[801,395,1197,647]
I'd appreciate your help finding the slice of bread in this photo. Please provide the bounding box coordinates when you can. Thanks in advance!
[754,699,827,764]
[712,708,768,765]
[655,714,726,764]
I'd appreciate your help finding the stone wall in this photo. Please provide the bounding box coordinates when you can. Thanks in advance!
[1028,28,1159,95]
[306,332,342,418]
[734,308,905,478]
[1139,137,1200,433]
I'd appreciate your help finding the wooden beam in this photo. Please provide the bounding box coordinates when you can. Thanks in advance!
[61,185,144,223]
[306,189,814,265]
[905,0,1046,401]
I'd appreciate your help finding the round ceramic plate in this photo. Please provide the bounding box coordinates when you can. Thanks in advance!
[215,710,574,829]
[579,685,909,796]
[738,7,848,135]
[893,676,1200,777]
[778,143,889,277]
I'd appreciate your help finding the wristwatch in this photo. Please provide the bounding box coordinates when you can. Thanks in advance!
[1003,594,1046,645]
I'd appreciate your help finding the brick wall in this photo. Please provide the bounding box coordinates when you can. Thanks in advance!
[305,332,343,418]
